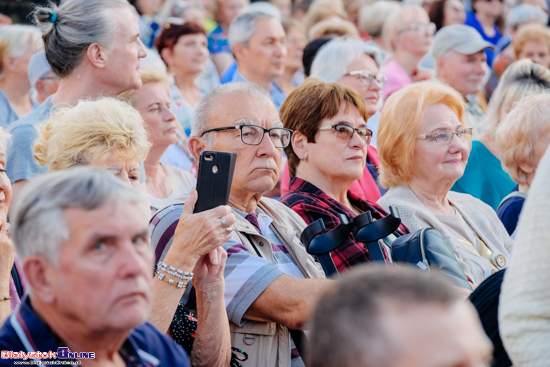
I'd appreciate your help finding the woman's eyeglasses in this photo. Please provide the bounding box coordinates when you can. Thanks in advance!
[397,22,436,36]
[318,124,373,144]
[343,70,387,89]
[417,128,473,144]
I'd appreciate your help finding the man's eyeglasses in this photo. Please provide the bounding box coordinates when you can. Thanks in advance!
[343,70,387,89]
[318,124,373,144]
[417,128,473,144]
[200,124,292,148]
[397,22,436,36]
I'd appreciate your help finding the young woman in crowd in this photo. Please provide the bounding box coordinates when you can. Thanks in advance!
[377,81,512,288]
[452,59,550,210]
[428,0,466,31]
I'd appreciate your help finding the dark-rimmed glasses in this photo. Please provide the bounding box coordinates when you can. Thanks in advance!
[318,124,373,144]
[343,70,387,89]
[200,124,292,148]
[417,128,473,144]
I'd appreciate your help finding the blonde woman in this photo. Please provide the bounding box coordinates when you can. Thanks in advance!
[120,69,196,214]
[495,93,550,236]
[34,97,150,187]
[0,25,41,128]
[452,59,550,210]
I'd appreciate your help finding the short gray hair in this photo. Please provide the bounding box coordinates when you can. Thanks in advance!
[33,0,132,77]
[310,37,382,82]
[228,11,278,52]
[11,167,149,266]
[359,1,402,38]
[191,82,271,142]
[506,4,547,31]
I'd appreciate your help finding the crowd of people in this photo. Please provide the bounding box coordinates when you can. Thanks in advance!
[0,0,549,365]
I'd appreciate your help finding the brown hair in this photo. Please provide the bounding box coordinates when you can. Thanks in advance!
[281,78,368,176]
[156,21,206,65]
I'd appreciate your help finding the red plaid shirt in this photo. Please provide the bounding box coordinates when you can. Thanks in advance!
[281,177,407,271]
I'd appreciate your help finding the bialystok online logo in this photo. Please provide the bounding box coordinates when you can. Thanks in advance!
[1,347,95,360]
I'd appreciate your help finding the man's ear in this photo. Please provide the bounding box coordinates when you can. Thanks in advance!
[291,131,308,160]
[86,43,108,69]
[188,136,208,163]
[23,256,57,304]
[232,43,247,63]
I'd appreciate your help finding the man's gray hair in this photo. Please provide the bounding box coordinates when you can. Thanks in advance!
[191,82,271,142]
[310,37,382,82]
[506,4,548,31]
[32,0,132,78]
[228,11,278,52]
[11,167,149,266]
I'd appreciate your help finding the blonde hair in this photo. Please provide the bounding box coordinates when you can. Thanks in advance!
[34,97,151,171]
[495,93,550,183]
[513,23,550,59]
[481,59,550,137]
[377,81,465,188]
[119,68,170,104]
[0,25,42,77]
[303,0,347,35]
[308,18,359,40]
[359,1,401,38]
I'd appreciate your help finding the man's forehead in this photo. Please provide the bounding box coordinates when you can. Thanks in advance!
[209,92,279,126]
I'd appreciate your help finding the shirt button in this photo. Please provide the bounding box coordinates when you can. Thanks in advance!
[496,254,506,268]
[259,242,264,247]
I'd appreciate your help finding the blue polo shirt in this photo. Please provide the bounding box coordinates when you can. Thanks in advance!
[228,71,287,112]
[0,296,190,367]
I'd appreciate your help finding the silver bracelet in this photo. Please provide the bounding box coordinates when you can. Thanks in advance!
[156,261,193,280]
[156,272,191,289]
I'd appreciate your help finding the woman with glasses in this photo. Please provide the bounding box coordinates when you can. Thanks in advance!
[381,4,435,102]
[377,81,512,287]
[284,37,386,203]
[280,78,406,272]
[452,60,550,211]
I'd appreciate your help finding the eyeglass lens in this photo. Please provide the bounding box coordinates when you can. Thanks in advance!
[334,125,372,144]
[241,125,291,148]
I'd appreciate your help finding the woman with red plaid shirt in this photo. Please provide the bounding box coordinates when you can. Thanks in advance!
[280,78,406,271]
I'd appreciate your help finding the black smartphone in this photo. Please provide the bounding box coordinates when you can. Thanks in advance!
[193,151,237,213]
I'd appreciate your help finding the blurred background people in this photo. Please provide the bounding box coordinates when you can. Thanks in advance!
[377,81,512,287]
[27,50,59,105]
[465,0,503,66]
[513,23,550,67]
[428,0,466,31]
[433,25,493,136]
[0,24,41,128]
[157,21,209,136]
[381,5,435,102]
[208,0,247,76]
[359,1,401,62]
[274,19,306,94]
[495,93,550,236]
[452,60,550,210]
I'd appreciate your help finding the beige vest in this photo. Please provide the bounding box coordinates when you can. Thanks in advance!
[229,198,325,367]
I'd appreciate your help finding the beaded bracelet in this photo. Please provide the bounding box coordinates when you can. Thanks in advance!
[157,261,193,280]
[156,271,191,289]
[0,296,10,302]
